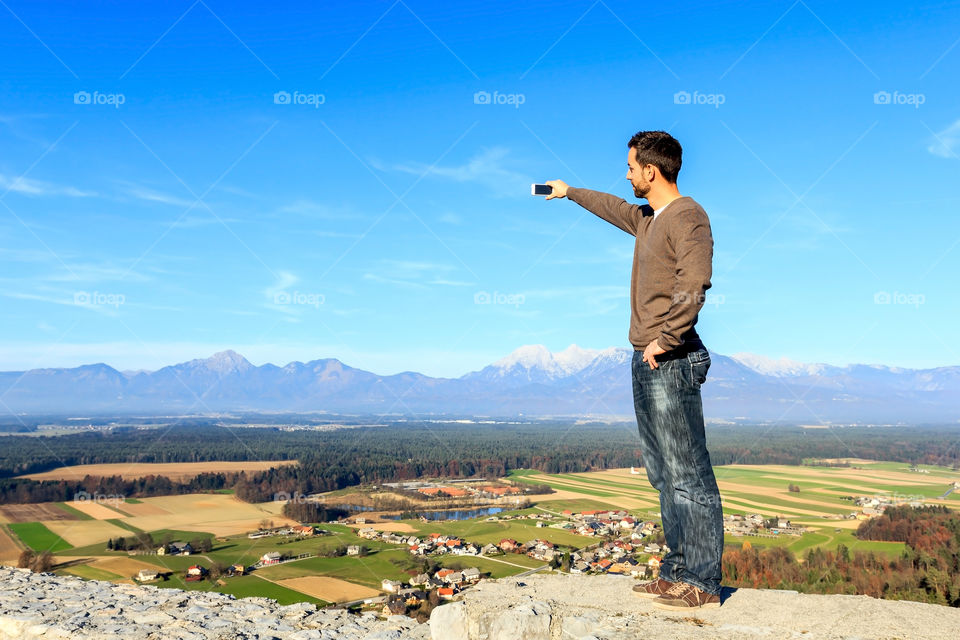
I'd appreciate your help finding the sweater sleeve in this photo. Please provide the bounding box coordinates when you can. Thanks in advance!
[657,210,714,351]
[567,187,642,236]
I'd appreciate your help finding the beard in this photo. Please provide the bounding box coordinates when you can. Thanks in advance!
[632,179,651,199]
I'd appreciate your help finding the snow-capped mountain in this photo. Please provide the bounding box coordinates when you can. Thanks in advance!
[1,347,958,423]
[466,344,613,384]
[730,353,830,377]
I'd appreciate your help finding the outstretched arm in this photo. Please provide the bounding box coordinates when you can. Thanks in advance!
[544,180,642,236]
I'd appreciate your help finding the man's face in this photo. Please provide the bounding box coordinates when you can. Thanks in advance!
[626,147,651,199]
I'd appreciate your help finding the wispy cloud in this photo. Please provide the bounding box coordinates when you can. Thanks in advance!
[0,173,96,198]
[169,215,243,229]
[262,271,325,321]
[42,262,152,283]
[314,230,364,239]
[380,147,532,198]
[362,259,470,289]
[521,285,627,317]
[264,271,299,305]
[928,119,960,159]
[275,199,357,219]
[439,212,463,225]
[125,186,195,207]
[0,289,121,316]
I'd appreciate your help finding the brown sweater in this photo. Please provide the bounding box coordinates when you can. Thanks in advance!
[567,188,713,352]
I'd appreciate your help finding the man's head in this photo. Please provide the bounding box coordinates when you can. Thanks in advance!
[626,131,682,199]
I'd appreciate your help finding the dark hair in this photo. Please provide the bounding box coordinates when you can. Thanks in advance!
[627,131,682,183]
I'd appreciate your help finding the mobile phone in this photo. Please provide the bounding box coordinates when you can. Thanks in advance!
[531,183,553,196]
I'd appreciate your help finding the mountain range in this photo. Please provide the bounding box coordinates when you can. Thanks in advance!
[1,345,958,423]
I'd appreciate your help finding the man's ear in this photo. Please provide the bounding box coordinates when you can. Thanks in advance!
[643,164,657,182]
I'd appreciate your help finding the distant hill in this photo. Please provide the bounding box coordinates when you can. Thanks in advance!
[1,345,958,422]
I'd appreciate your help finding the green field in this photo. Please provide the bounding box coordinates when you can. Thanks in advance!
[58,564,124,581]
[59,528,217,557]
[155,573,327,606]
[509,462,960,559]
[255,550,415,588]
[401,517,594,549]
[11,460,952,608]
[8,522,72,553]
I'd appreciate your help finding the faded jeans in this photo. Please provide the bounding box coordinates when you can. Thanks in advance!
[631,343,723,595]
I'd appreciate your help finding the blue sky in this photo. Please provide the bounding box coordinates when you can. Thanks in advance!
[1,0,959,377]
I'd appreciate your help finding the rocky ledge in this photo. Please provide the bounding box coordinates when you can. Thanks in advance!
[436,573,960,639]
[3,567,959,640]
[0,567,428,640]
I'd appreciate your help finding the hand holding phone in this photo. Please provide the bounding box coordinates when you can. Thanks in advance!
[538,180,569,200]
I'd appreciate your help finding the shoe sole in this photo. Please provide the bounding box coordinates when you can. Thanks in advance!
[633,590,664,599]
[651,600,721,611]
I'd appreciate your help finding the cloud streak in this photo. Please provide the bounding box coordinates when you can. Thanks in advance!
[928,119,960,159]
[0,173,96,198]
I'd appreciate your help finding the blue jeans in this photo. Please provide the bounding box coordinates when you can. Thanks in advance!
[631,344,723,595]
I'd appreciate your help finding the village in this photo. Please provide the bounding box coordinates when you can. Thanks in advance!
[351,507,668,611]
[64,465,957,621]
[108,476,943,622]
[125,505,674,618]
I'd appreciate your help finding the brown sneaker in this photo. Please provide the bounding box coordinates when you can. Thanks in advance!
[632,577,674,599]
[651,581,721,610]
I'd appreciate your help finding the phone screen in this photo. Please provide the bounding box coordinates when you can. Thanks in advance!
[532,184,553,196]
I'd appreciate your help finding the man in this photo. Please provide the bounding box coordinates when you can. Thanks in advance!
[545,130,723,610]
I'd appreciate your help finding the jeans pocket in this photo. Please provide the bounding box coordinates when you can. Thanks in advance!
[690,358,710,389]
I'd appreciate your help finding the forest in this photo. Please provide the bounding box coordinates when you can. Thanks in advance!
[0,422,958,504]
[722,506,960,606]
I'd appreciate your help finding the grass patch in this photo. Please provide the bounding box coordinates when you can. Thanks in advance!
[53,502,94,520]
[533,498,637,514]
[58,564,124,581]
[155,573,327,606]
[9,522,72,553]
[255,550,414,589]
[404,517,593,549]
[106,519,143,534]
